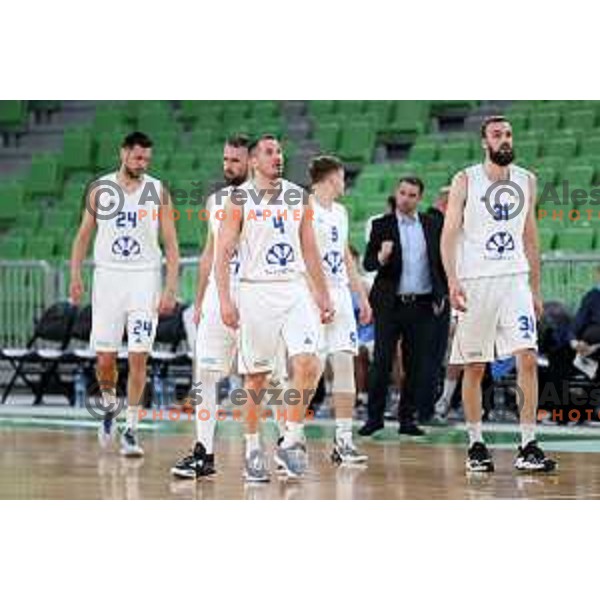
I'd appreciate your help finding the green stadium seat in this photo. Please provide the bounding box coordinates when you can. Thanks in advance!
[437,141,472,164]
[93,106,127,134]
[250,101,280,120]
[562,109,596,132]
[308,100,336,119]
[63,127,93,173]
[353,172,384,195]
[95,133,122,172]
[169,151,197,172]
[223,102,251,123]
[579,135,600,157]
[28,154,63,197]
[409,140,437,163]
[544,135,577,159]
[537,156,564,171]
[562,164,595,188]
[555,227,595,252]
[528,111,561,133]
[506,111,528,133]
[24,236,55,259]
[195,104,224,126]
[538,228,556,252]
[364,101,393,128]
[517,139,540,165]
[338,122,375,163]
[314,122,340,153]
[0,234,25,259]
[387,101,429,134]
[430,100,476,113]
[0,101,27,130]
[337,101,366,118]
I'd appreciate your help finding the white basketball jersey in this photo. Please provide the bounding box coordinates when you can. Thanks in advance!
[457,163,531,280]
[206,187,240,283]
[93,172,162,270]
[238,178,307,282]
[313,198,349,288]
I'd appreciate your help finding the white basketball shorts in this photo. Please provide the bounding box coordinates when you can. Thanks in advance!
[91,267,161,353]
[449,273,537,365]
[237,278,321,374]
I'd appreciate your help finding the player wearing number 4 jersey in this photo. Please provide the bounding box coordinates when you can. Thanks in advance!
[216,135,334,482]
[70,132,180,457]
[442,116,556,474]
[309,155,372,465]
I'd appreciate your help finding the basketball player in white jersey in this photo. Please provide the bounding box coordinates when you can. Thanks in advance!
[309,155,371,464]
[171,135,250,479]
[70,132,180,457]
[216,134,334,482]
[442,116,556,473]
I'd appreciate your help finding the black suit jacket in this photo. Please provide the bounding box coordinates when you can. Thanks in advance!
[363,211,447,313]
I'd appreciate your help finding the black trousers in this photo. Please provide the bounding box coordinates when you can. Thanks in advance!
[367,297,438,426]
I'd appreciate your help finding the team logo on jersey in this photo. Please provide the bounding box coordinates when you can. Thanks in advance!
[266,243,295,266]
[324,250,344,275]
[111,235,141,258]
[485,231,515,257]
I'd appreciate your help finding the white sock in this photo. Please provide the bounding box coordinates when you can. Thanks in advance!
[245,433,260,457]
[357,392,368,405]
[521,424,536,447]
[126,405,139,431]
[439,378,458,405]
[195,370,220,454]
[466,422,483,447]
[335,418,353,445]
[282,421,305,448]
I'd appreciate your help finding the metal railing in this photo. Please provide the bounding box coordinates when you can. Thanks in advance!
[1,254,598,348]
[0,260,55,347]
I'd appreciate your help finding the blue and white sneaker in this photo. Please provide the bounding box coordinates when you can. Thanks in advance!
[244,449,270,483]
[98,417,116,449]
[120,428,144,458]
[331,439,368,465]
[275,442,308,479]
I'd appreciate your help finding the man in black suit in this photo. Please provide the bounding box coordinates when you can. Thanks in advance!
[358,176,448,436]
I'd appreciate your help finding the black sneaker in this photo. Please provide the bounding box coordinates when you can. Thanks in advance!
[514,441,557,473]
[466,442,495,473]
[171,442,216,479]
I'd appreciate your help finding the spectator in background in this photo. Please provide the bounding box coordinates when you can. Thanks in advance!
[571,266,600,378]
[359,177,448,436]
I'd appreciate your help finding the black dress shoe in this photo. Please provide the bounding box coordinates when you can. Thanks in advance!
[399,423,425,436]
[358,422,384,436]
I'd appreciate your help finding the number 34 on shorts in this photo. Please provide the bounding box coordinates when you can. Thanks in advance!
[517,315,535,340]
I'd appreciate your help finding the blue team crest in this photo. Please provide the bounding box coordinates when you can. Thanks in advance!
[266,242,295,266]
[324,250,343,274]
[111,236,141,258]
[485,231,515,256]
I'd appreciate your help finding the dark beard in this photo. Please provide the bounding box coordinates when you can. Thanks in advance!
[489,145,514,167]
[124,166,143,179]
[226,174,247,186]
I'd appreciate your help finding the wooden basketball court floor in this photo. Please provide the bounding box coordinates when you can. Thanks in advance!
[3,416,600,499]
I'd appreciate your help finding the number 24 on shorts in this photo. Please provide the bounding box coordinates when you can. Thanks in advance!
[132,319,152,338]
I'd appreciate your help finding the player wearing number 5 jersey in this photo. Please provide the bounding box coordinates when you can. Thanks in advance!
[442,116,555,474]
[69,132,180,457]
[309,155,372,465]
[216,134,334,482]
